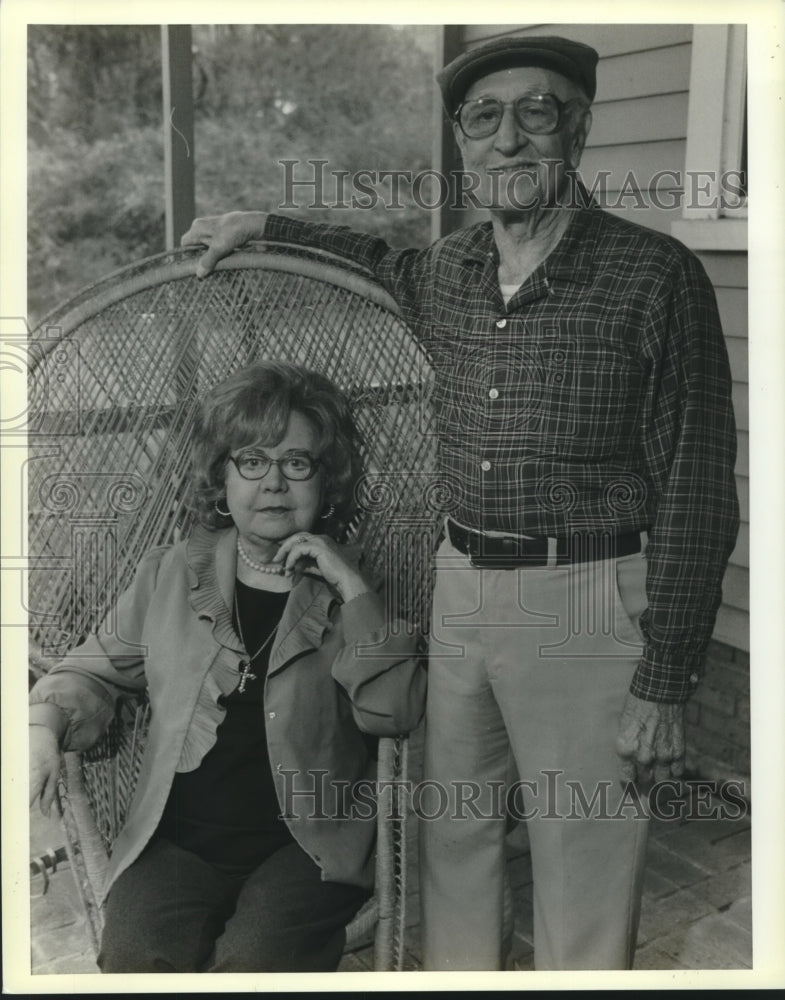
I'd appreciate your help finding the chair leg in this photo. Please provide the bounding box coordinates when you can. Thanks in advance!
[57,774,103,956]
[373,736,409,971]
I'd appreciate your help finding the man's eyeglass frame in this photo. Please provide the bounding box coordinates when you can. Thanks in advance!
[454,93,586,140]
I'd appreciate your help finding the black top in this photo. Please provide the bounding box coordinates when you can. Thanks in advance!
[156,580,292,875]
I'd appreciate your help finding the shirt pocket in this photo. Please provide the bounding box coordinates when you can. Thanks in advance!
[534,338,643,459]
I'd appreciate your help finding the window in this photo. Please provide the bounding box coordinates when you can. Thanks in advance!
[671,24,747,250]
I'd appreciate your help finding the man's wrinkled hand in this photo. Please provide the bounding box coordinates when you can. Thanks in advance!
[615,692,686,787]
[180,211,269,277]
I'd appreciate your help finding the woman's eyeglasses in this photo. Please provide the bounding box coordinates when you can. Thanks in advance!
[229,451,321,481]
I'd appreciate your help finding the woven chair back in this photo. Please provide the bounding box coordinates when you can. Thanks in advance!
[27,244,442,663]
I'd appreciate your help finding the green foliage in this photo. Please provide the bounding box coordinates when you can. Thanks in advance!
[27,24,436,325]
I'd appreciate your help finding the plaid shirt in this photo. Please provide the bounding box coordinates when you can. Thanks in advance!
[265,206,739,703]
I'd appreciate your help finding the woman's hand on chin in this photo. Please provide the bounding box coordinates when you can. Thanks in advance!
[273,532,370,603]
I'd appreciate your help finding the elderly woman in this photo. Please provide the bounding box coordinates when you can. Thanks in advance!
[29,361,426,973]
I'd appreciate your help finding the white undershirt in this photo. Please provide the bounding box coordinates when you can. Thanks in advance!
[500,283,521,306]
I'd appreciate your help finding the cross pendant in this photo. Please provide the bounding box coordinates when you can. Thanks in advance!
[238,659,257,693]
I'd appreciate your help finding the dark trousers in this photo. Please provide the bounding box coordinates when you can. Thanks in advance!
[98,838,370,973]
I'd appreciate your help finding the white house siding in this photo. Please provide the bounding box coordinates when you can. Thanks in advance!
[437,24,749,655]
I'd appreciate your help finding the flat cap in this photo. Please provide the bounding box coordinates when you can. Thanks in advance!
[437,35,599,114]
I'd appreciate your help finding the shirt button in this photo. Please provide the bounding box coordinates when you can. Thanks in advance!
[480,460,492,472]
[495,318,507,329]
[275,763,283,772]
[488,388,499,400]
[268,711,276,720]
[689,673,699,685]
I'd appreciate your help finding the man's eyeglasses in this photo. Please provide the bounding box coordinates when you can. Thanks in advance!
[455,93,585,140]
[229,451,321,481]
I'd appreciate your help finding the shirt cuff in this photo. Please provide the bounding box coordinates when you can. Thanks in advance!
[630,648,701,703]
[264,214,307,244]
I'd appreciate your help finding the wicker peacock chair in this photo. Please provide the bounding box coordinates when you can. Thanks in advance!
[27,241,444,972]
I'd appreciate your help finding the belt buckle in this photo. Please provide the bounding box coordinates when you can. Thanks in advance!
[470,534,531,570]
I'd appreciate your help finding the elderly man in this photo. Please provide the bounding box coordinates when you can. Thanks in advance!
[183,36,739,970]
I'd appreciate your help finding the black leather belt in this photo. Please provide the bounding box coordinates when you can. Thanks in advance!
[445,519,647,569]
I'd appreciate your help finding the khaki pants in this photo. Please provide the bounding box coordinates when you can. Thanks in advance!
[420,534,651,970]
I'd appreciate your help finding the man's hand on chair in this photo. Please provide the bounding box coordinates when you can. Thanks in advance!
[181,211,269,278]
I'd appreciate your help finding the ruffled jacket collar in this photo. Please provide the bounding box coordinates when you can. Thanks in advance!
[176,525,342,771]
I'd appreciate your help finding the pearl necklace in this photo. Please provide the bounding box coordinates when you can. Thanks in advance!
[237,538,284,575]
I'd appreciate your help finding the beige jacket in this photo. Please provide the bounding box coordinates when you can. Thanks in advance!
[29,525,426,898]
